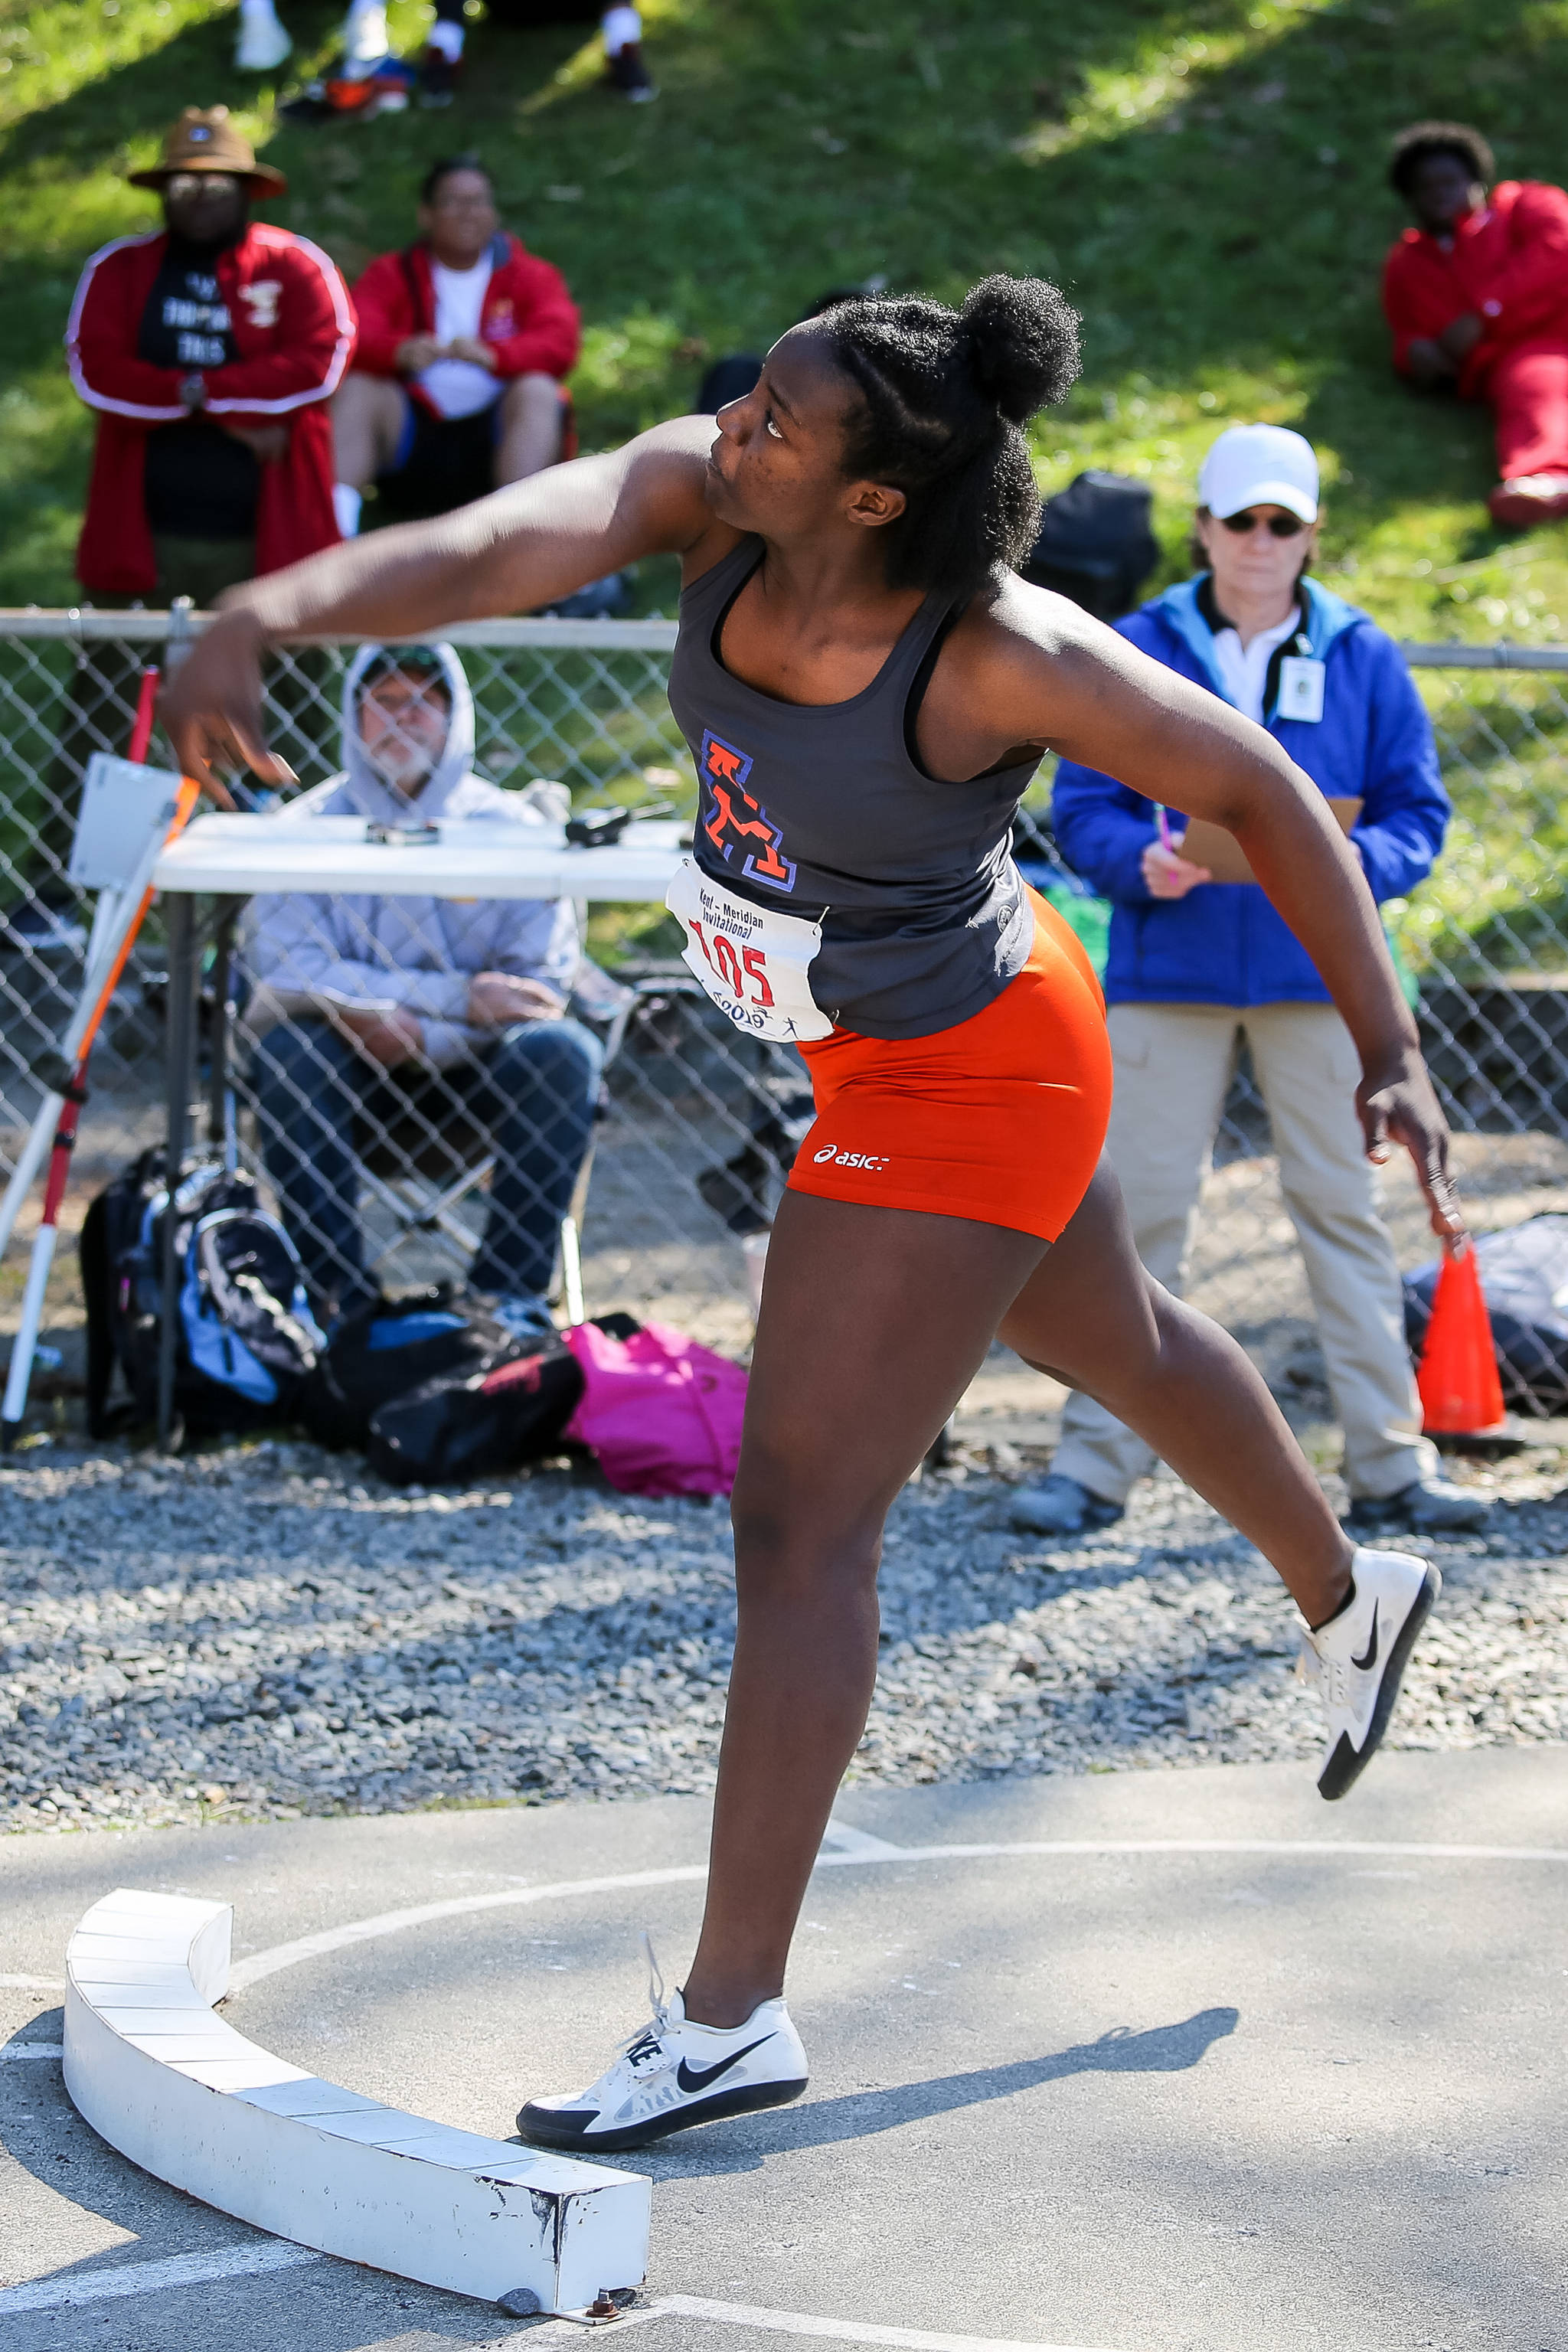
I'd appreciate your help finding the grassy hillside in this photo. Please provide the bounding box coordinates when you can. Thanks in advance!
[1,0,1566,639]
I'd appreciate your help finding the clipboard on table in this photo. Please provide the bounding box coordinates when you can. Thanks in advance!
[1171,797,1362,885]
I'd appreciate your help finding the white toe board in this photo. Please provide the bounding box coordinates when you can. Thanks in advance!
[64,1889,649,2311]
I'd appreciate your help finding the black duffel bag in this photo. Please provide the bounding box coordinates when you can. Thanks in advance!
[1404,1214,1568,1416]
[1021,469,1159,620]
[301,1288,519,1449]
[367,1335,586,1486]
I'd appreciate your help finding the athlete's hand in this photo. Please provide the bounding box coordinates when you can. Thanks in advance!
[396,334,443,373]
[1142,841,1211,898]
[160,610,295,807]
[1358,1054,1466,1243]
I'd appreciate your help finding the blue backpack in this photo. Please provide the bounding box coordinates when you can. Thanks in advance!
[81,1152,324,1436]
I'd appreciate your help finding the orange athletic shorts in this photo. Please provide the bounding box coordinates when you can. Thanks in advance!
[787,888,1113,1244]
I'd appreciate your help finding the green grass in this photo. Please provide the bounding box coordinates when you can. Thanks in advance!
[4,0,1568,637]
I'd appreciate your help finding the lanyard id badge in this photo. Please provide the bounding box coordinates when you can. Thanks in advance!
[665,857,835,1044]
[1277,655,1325,724]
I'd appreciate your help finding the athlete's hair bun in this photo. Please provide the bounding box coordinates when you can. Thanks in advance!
[959,275,1082,424]
[823,271,1081,602]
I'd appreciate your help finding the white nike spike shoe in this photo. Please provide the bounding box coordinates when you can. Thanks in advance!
[517,1938,809,2152]
[1301,1544,1441,1802]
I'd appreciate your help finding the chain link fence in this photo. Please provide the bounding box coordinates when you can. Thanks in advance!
[2,610,1566,1399]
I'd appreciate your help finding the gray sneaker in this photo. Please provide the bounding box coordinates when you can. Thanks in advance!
[1009,1472,1124,1537]
[1346,1476,1490,1534]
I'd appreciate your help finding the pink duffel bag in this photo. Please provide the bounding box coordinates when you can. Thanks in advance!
[563,1319,748,1498]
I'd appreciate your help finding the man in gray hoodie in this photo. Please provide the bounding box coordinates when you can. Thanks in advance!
[244,642,602,1328]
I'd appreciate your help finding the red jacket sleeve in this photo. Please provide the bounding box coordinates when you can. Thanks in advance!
[486,249,581,381]
[349,248,423,377]
[67,238,185,420]
[1381,239,1455,374]
[202,237,356,416]
[1468,183,1568,341]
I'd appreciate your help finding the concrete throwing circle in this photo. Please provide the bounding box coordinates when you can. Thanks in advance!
[212,1786,1566,2352]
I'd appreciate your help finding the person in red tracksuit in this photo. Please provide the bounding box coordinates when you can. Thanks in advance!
[332,155,580,535]
[67,106,354,606]
[1382,119,1568,530]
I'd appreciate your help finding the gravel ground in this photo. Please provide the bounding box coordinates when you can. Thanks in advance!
[0,1436,1565,1834]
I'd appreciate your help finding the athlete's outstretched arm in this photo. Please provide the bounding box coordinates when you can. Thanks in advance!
[960,586,1462,1237]
[162,420,720,795]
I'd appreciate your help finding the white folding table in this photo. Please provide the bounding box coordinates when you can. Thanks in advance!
[151,810,686,1446]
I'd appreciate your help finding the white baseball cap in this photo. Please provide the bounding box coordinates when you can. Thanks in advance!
[1198,423,1319,523]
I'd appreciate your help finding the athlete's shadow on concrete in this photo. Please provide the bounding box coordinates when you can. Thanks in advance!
[635,2005,1239,2178]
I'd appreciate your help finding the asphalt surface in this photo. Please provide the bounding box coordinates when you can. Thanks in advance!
[2,1746,1566,2352]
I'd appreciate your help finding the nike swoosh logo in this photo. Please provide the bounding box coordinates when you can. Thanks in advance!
[1351,1604,1379,1674]
[676,2035,773,2094]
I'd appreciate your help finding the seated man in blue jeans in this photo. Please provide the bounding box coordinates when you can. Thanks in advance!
[244,642,601,1332]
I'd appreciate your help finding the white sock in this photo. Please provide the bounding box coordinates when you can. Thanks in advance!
[427,19,464,60]
[601,4,642,56]
[332,482,363,537]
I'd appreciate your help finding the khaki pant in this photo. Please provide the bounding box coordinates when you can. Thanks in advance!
[1054,1001,1439,1506]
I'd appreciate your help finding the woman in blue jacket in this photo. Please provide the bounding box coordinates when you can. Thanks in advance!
[1014,423,1487,1541]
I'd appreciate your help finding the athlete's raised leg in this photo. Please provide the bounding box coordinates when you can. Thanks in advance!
[998,1161,1354,1616]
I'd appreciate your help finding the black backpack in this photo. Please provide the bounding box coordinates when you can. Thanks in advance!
[366,1334,586,1485]
[1023,470,1160,620]
[300,1287,523,1449]
[80,1152,324,1438]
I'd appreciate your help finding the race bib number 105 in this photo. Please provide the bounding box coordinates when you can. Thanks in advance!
[665,857,833,1043]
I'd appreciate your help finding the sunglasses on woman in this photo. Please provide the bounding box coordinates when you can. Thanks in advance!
[1218,508,1308,537]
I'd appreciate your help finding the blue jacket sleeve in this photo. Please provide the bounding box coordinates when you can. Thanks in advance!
[1348,634,1449,904]
[1050,758,1158,904]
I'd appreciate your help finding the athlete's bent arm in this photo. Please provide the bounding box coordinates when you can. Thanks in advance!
[162,420,722,794]
[952,587,1460,1236]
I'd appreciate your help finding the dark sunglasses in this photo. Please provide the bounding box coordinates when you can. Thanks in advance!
[1218,508,1308,538]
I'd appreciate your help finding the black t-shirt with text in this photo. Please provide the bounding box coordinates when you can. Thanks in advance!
[137,235,260,541]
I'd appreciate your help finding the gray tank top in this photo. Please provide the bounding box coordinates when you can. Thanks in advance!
[666,535,1040,1040]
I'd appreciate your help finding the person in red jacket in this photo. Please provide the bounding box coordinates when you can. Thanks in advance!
[1382,120,1568,529]
[66,106,353,603]
[332,155,581,534]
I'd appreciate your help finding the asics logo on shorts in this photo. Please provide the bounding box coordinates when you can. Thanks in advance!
[812,1146,889,1169]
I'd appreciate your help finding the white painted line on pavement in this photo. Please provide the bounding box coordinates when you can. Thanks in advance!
[229,1835,1568,1991]
[662,2295,1134,2352]
[228,1864,710,1991]
[2,2041,64,2060]
[0,2239,323,2314]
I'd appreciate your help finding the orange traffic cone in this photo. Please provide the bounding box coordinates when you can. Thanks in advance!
[1416,1240,1508,1438]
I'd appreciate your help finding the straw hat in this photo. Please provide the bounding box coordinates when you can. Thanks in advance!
[128,106,287,194]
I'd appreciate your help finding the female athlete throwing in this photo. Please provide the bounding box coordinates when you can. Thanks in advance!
[165,276,1459,2154]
